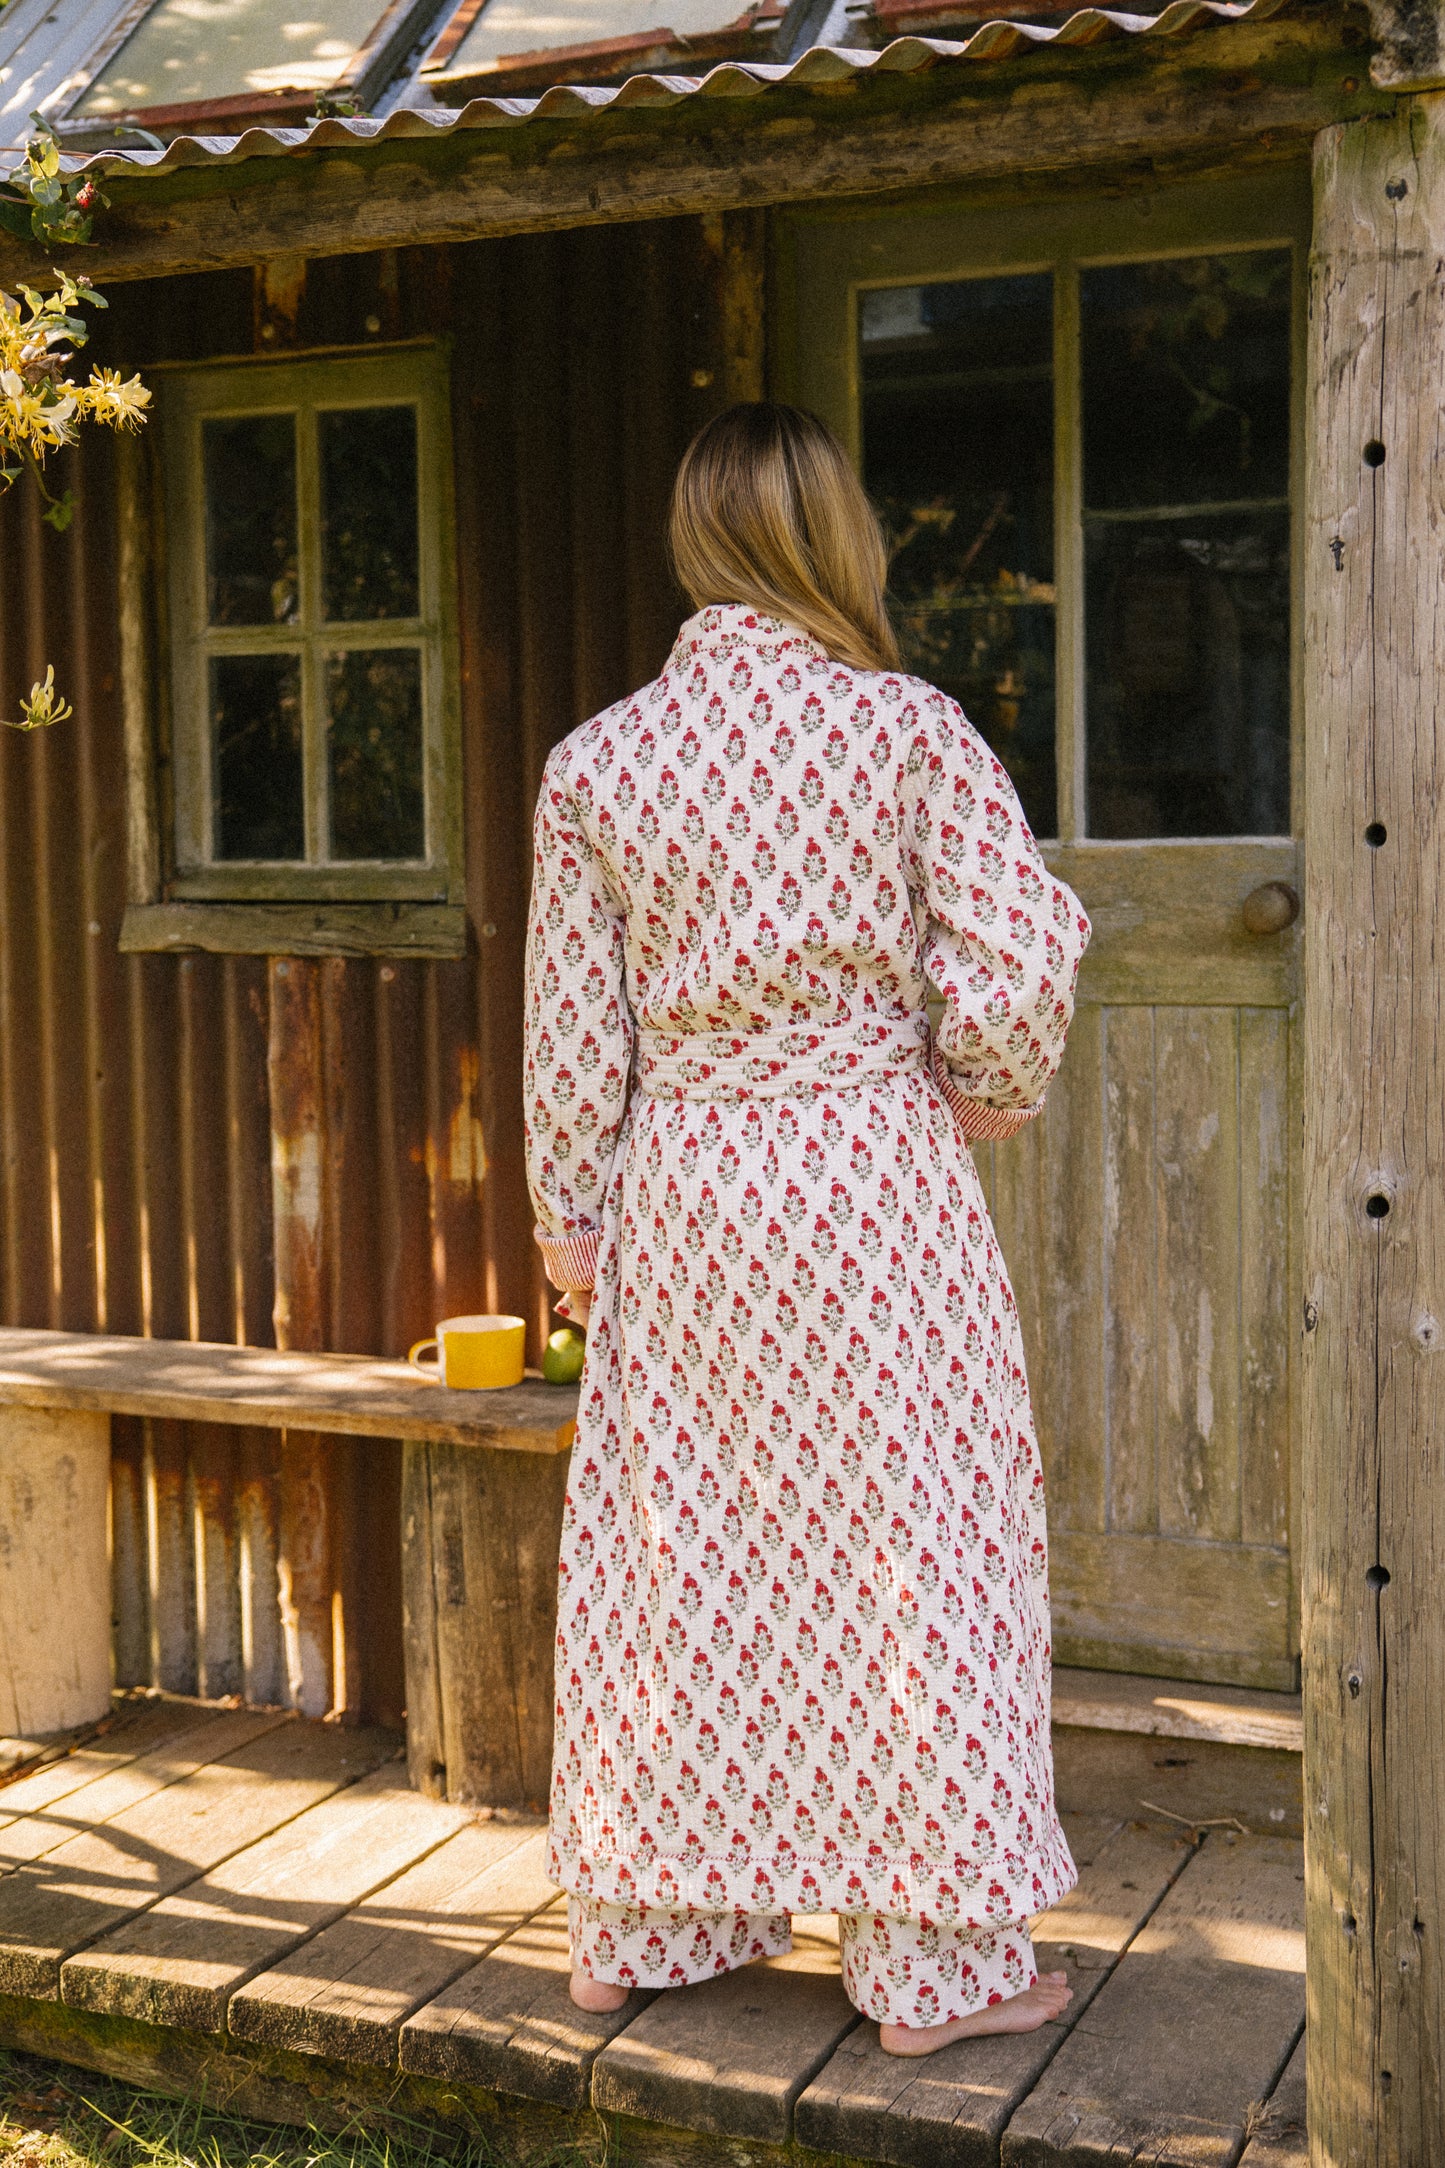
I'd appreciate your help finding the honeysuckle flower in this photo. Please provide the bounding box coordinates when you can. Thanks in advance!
[1,267,149,727]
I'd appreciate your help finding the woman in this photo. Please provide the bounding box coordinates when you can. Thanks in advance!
[523,403,1089,2056]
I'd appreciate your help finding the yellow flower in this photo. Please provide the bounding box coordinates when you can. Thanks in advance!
[12,666,72,731]
[84,367,151,429]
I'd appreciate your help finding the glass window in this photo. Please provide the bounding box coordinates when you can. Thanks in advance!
[1081,250,1292,838]
[857,244,1292,842]
[861,273,1057,839]
[165,352,454,900]
[73,0,390,116]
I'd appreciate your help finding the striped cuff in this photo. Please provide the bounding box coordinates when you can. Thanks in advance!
[931,1048,1043,1143]
[535,1226,600,1291]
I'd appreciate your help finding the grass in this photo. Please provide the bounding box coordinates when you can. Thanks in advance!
[0,2048,603,2168]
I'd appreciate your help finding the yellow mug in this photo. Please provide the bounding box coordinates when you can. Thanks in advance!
[408,1314,526,1390]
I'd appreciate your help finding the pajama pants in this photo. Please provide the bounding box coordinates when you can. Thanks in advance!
[568,1897,1037,2028]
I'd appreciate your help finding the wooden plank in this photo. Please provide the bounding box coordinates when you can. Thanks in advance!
[1050,1532,1293,1691]
[0,1702,215,1824]
[991,1003,1106,1536]
[0,16,1383,288]
[1052,840,1300,1008]
[399,1899,650,2110]
[0,1719,396,1997]
[1238,1008,1292,1550]
[59,1768,469,2031]
[0,1327,577,1452]
[1154,1008,1242,1545]
[415,1440,571,1809]
[1237,2027,1306,2168]
[231,1821,556,2064]
[1001,1832,1305,2168]
[591,1916,856,2144]
[1101,1006,1159,1537]
[119,903,468,959]
[0,1992,636,2165]
[0,1706,290,1870]
[1053,1727,1303,1842]
[1051,1668,1302,1755]
[795,1816,1194,2168]
[1301,90,1445,2163]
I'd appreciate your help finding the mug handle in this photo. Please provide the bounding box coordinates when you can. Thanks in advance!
[408,1337,441,1375]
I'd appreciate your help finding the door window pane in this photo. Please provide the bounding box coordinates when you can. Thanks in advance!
[326,648,425,859]
[212,654,303,860]
[203,415,298,626]
[320,406,420,622]
[1081,250,1291,837]
[861,273,1056,838]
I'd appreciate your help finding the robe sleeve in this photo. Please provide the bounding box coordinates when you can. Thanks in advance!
[523,742,634,1292]
[899,688,1090,1143]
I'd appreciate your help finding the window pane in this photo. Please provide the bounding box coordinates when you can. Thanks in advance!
[1081,249,1292,838]
[327,649,425,860]
[203,415,298,626]
[320,406,420,621]
[861,273,1056,838]
[1085,511,1290,839]
[1081,250,1291,510]
[211,654,303,860]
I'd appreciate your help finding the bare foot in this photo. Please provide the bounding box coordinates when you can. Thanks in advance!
[879,1972,1073,2057]
[569,1969,629,2014]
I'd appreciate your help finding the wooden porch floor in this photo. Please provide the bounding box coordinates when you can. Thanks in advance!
[0,1695,1307,2168]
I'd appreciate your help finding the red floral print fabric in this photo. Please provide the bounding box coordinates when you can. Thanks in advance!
[524,603,1090,1925]
[568,1895,1036,2025]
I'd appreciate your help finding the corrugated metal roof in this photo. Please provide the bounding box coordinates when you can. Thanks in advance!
[1,0,1295,177]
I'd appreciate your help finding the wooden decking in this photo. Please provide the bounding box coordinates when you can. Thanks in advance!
[0,1695,1307,2168]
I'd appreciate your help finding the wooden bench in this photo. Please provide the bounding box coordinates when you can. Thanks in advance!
[0,1328,579,1801]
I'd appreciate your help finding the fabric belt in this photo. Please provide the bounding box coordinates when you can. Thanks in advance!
[634,1012,930,1102]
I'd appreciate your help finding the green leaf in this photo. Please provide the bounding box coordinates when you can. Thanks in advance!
[0,196,30,240]
[41,491,76,533]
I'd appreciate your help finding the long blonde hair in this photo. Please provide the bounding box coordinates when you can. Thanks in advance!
[669,402,900,673]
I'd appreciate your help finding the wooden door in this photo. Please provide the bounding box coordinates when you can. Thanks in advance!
[781,169,1308,1689]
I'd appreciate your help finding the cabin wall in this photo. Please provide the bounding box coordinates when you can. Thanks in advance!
[0,219,733,1721]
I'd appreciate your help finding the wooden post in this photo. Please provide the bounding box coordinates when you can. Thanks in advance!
[1303,84,1445,2163]
[267,957,347,1720]
[0,1407,110,1735]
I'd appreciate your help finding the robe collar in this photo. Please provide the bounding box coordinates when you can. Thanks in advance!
[666,600,832,672]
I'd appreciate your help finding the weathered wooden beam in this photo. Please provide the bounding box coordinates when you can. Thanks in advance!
[0,14,1388,289]
[1302,81,1445,2167]
[0,1325,580,1448]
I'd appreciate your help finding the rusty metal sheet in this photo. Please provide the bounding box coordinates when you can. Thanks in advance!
[1,215,729,1725]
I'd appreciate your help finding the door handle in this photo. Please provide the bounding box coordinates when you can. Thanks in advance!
[1242,881,1299,935]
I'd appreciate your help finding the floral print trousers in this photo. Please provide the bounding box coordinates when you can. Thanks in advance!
[568,1895,1037,2026]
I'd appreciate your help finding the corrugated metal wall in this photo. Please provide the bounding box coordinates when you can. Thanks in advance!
[0,214,749,1723]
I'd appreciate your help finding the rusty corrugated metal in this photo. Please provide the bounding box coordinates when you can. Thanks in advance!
[0,215,741,1723]
[0,0,1297,168]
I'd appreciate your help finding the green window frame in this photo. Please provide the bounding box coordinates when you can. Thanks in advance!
[776,168,1309,849]
[134,343,462,945]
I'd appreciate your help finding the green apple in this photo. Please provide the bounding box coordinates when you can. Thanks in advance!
[543,1325,586,1385]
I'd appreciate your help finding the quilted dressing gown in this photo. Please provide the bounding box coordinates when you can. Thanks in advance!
[524,603,1091,1934]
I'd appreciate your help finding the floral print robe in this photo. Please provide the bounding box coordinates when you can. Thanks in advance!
[524,603,1090,1926]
